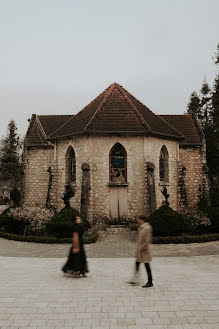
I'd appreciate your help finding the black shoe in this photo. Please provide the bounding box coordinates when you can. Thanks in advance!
[62,266,67,273]
[142,282,153,288]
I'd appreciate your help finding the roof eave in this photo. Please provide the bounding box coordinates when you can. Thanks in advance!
[48,129,184,141]
[27,144,54,149]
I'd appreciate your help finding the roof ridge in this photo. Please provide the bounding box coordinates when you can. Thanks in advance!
[84,83,116,130]
[122,87,183,138]
[48,85,112,139]
[38,114,73,118]
[85,83,151,132]
[117,85,151,131]
[35,116,50,146]
[36,116,48,139]
[124,89,184,137]
[47,115,75,139]
[156,114,185,139]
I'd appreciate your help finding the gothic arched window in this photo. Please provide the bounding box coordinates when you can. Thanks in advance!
[159,146,169,183]
[110,143,127,183]
[65,146,76,183]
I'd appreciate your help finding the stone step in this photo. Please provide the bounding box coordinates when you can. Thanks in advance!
[98,226,137,237]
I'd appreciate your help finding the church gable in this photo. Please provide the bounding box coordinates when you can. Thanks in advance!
[25,114,73,148]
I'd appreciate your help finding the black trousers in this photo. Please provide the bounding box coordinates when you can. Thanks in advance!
[136,261,153,284]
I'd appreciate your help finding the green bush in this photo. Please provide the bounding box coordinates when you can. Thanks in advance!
[47,206,91,238]
[0,230,98,244]
[0,207,25,234]
[149,206,191,236]
[196,198,219,233]
[10,187,21,207]
[153,233,219,244]
[209,206,219,233]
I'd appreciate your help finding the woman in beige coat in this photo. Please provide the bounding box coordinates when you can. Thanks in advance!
[128,215,153,288]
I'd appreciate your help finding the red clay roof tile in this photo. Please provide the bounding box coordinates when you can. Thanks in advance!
[49,83,183,140]
[160,115,202,146]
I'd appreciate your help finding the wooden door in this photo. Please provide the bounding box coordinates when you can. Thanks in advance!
[109,187,128,219]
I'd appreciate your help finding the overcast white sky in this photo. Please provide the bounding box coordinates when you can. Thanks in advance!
[0,0,219,137]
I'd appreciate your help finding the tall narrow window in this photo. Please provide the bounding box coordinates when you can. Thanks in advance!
[159,146,169,183]
[110,143,127,183]
[65,146,76,183]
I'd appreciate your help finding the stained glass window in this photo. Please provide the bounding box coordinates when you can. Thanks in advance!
[66,147,76,183]
[159,146,169,182]
[159,151,164,181]
[110,143,127,183]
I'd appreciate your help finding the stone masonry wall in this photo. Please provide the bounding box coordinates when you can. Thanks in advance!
[179,147,203,208]
[143,137,179,211]
[52,136,146,219]
[52,135,180,219]
[90,136,146,219]
[24,136,204,217]
[23,147,54,207]
[51,136,93,216]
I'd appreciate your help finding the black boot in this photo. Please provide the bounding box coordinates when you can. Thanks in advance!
[142,282,153,288]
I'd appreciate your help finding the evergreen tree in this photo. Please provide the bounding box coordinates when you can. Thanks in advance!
[0,120,22,187]
[212,44,219,138]
[213,43,219,66]
[62,184,75,207]
[186,91,201,117]
[211,70,219,206]
[199,79,213,130]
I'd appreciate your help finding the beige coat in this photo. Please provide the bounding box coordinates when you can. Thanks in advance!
[136,222,152,263]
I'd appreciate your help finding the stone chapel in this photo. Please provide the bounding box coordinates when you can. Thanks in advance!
[23,83,209,221]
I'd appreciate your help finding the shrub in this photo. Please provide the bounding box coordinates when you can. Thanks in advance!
[10,187,21,207]
[92,217,109,231]
[127,217,138,231]
[152,233,219,244]
[62,184,75,207]
[0,230,98,244]
[8,206,54,236]
[208,206,219,233]
[0,207,24,234]
[47,206,90,238]
[180,207,211,234]
[149,206,191,236]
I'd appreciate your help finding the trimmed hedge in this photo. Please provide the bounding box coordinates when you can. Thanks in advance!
[149,205,191,236]
[0,230,98,244]
[47,207,91,238]
[0,207,26,235]
[152,233,219,244]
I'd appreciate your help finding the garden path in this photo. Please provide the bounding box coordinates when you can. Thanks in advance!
[0,234,219,258]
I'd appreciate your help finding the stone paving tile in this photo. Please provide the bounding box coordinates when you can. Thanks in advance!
[0,255,219,328]
[182,325,202,329]
[0,236,219,258]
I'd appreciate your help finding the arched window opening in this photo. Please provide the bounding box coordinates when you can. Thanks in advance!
[110,143,127,183]
[159,146,169,183]
[65,146,76,183]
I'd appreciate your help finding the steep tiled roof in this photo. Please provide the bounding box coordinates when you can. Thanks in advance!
[25,115,73,147]
[38,115,73,137]
[49,83,184,140]
[160,115,202,146]
[25,85,203,148]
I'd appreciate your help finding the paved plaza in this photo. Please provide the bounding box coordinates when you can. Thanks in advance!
[0,236,219,329]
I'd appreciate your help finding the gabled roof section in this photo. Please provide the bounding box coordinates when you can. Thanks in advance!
[49,83,184,140]
[25,114,73,147]
[160,115,202,146]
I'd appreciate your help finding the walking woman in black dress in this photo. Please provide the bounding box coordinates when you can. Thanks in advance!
[62,216,88,277]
